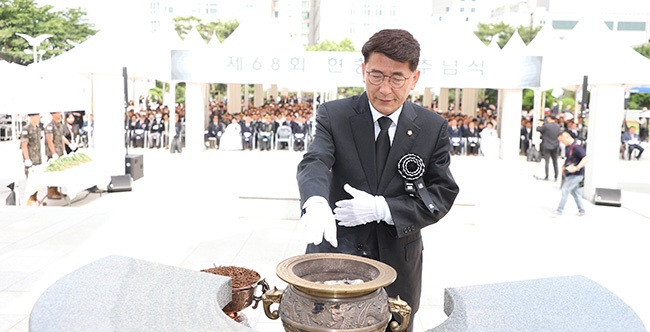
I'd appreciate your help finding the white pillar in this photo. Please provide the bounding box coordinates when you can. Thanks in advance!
[92,75,126,183]
[227,83,242,114]
[439,88,449,113]
[270,84,279,103]
[462,88,477,117]
[254,84,264,107]
[531,88,543,147]
[422,88,432,109]
[184,82,207,153]
[499,88,523,160]
[583,85,625,201]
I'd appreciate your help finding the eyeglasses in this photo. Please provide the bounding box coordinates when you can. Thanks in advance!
[365,71,412,89]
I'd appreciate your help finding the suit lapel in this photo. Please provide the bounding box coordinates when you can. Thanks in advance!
[378,102,420,194]
[350,93,378,192]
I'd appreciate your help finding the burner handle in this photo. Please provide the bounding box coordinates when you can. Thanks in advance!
[262,287,284,320]
[388,296,412,332]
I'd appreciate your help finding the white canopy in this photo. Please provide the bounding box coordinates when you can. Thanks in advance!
[0,61,27,112]
[214,16,309,86]
[9,16,650,99]
[32,22,173,82]
[540,16,650,89]
[526,23,563,56]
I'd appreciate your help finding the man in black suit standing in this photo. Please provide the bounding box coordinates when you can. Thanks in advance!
[520,121,533,155]
[536,116,562,180]
[296,29,459,331]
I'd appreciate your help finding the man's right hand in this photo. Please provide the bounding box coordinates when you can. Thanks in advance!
[301,197,338,247]
[24,159,33,168]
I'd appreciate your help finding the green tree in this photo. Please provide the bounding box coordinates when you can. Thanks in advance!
[634,44,650,59]
[628,44,650,109]
[629,91,650,109]
[307,38,356,52]
[522,89,535,111]
[517,25,543,45]
[475,22,512,47]
[0,0,96,65]
[173,16,238,43]
[475,22,541,48]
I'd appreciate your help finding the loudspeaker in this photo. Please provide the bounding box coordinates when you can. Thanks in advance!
[593,188,621,207]
[125,154,144,181]
[107,175,132,193]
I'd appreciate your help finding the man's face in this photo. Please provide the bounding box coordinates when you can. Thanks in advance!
[362,52,419,116]
[30,114,41,125]
[51,112,61,121]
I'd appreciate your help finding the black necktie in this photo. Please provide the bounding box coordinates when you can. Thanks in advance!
[376,116,392,179]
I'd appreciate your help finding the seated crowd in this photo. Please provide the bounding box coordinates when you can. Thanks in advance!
[439,103,501,157]
[124,94,315,152]
[124,94,608,160]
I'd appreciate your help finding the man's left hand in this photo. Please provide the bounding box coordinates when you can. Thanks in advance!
[334,184,387,227]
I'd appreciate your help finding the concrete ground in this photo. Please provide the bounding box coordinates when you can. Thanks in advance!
[1,141,649,331]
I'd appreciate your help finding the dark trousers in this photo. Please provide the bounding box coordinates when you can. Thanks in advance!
[520,139,530,155]
[627,144,644,160]
[541,147,559,179]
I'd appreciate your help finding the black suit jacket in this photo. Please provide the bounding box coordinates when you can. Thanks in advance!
[536,121,561,150]
[296,92,459,317]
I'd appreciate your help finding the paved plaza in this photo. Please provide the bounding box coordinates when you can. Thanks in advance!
[1,141,649,331]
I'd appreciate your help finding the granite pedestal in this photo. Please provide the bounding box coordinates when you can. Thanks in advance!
[428,275,646,332]
[29,255,258,331]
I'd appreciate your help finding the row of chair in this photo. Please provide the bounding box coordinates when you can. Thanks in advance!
[207,125,311,151]
[127,130,167,149]
[450,137,481,156]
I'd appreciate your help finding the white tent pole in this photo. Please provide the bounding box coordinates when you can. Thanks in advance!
[166,81,176,149]
[531,88,542,148]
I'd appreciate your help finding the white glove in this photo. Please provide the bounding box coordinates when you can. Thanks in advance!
[334,184,391,227]
[24,159,33,168]
[51,153,59,160]
[300,197,338,247]
[69,142,78,152]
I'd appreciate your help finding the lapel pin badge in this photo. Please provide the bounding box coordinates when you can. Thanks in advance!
[407,129,413,136]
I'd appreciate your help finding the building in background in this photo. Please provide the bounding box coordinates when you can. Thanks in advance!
[38,0,650,48]
[148,0,268,33]
[488,0,650,47]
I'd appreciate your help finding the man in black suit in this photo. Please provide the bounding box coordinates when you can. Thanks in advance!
[520,121,533,155]
[536,116,562,180]
[296,29,459,331]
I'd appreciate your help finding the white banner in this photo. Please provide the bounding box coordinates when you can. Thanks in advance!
[171,49,542,90]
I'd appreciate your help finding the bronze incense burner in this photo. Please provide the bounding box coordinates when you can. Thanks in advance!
[262,253,411,332]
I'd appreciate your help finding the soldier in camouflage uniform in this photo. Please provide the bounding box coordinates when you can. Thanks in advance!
[21,113,43,206]
[257,115,275,151]
[44,111,73,199]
